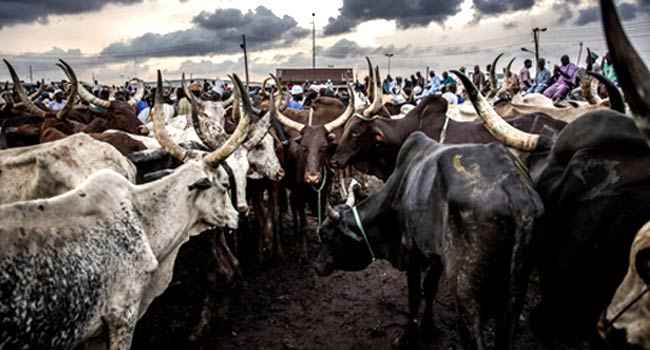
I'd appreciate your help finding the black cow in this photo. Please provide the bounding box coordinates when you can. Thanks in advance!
[315,132,544,349]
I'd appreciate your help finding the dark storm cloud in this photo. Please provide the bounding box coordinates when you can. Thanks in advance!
[0,0,145,29]
[574,2,642,26]
[472,0,537,15]
[323,0,464,36]
[100,6,309,60]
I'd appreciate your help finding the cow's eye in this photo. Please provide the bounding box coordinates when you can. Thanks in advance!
[351,131,360,138]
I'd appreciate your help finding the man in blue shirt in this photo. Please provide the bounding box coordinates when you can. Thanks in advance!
[527,58,552,94]
[287,85,304,110]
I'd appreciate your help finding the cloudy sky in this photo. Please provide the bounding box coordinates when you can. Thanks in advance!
[0,0,648,83]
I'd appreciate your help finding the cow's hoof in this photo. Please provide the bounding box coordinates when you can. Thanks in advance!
[391,331,418,349]
[419,319,435,343]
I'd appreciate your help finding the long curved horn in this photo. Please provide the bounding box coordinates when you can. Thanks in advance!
[452,70,548,152]
[587,72,625,114]
[203,74,252,167]
[54,59,79,120]
[600,0,650,142]
[152,70,189,161]
[506,57,516,77]
[363,66,383,117]
[366,56,375,102]
[269,74,305,132]
[76,73,111,109]
[3,59,48,118]
[490,53,504,93]
[324,83,356,132]
[128,79,145,106]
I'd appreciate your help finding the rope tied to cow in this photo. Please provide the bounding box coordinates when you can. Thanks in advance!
[313,167,328,240]
[439,114,451,144]
[351,206,376,263]
[601,286,649,334]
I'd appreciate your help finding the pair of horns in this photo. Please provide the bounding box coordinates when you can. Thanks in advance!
[77,77,143,109]
[3,58,77,120]
[270,74,356,133]
[152,70,251,167]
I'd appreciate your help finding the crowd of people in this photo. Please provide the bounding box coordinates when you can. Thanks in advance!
[262,49,621,114]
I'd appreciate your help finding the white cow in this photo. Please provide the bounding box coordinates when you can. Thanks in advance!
[0,133,137,204]
[0,72,252,349]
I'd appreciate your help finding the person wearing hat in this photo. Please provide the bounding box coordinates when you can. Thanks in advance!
[48,89,66,111]
[287,85,304,110]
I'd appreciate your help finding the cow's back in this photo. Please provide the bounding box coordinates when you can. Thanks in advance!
[392,133,543,261]
[0,133,136,204]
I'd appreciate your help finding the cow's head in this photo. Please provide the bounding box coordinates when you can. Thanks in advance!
[314,205,374,276]
[600,223,650,349]
[331,59,399,170]
[152,71,254,231]
[270,74,355,185]
[315,182,375,276]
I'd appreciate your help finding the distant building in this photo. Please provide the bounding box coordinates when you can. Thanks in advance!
[276,68,354,85]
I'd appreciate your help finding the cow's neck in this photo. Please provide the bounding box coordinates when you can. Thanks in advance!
[132,162,206,260]
[348,182,399,260]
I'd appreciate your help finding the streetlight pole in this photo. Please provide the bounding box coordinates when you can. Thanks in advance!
[532,27,547,75]
[240,34,250,87]
[384,52,394,75]
[312,13,316,69]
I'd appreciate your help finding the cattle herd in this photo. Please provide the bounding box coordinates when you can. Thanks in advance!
[1,1,649,349]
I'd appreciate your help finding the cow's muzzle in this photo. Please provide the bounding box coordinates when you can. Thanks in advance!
[305,172,321,185]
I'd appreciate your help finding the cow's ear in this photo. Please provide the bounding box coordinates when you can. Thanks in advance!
[188,177,212,192]
[635,247,650,285]
[373,128,385,143]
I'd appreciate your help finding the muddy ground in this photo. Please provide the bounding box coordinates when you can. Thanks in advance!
[132,213,592,350]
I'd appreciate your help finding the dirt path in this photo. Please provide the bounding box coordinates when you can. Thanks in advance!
[133,217,591,350]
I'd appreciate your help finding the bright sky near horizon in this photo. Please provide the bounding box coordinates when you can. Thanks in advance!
[0,0,648,83]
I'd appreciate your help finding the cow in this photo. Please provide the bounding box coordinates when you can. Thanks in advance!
[315,131,544,349]
[270,74,355,256]
[0,71,252,349]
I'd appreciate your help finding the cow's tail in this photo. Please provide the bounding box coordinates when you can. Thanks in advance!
[498,212,537,350]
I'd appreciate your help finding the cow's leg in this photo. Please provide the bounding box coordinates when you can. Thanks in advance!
[455,274,486,350]
[496,218,536,350]
[270,182,284,259]
[420,256,443,343]
[394,254,422,348]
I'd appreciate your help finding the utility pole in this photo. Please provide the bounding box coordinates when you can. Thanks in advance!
[28,65,33,83]
[312,13,316,69]
[240,34,250,87]
[532,27,547,75]
[384,53,394,75]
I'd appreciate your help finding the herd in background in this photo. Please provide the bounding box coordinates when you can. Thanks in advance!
[0,0,649,349]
